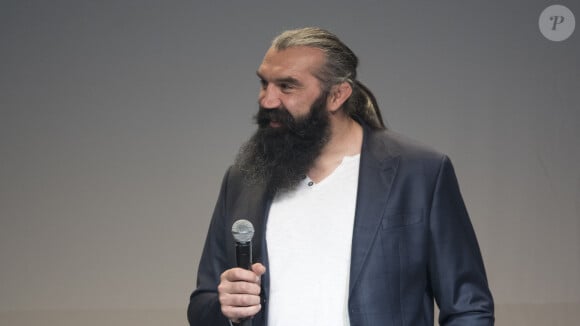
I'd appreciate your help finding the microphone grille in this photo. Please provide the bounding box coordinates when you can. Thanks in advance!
[231,219,255,243]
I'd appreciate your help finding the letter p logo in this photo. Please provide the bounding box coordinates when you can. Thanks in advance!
[539,5,575,41]
[550,15,565,31]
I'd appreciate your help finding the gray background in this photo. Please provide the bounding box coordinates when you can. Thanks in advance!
[1,1,578,325]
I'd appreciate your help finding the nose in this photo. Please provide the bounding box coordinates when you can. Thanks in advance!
[259,84,281,109]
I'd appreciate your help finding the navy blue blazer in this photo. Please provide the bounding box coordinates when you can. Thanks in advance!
[188,125,494,325]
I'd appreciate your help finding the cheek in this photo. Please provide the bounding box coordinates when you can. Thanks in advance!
[287,97,315,115]
[279,98,300,115]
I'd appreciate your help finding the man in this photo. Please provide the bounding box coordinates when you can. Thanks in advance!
[188,27,494,326]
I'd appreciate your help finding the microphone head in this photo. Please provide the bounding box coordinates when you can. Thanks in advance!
[231,219,255,243]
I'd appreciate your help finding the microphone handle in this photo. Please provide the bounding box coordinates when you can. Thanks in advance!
[235,242,253,326]
[235,242,252,270]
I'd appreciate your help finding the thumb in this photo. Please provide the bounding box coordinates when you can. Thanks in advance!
[252,263,266,277]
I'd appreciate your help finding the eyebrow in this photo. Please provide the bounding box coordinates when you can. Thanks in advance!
[256,71,302,87]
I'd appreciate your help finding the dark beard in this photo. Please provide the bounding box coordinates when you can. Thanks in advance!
[234,93,330,192]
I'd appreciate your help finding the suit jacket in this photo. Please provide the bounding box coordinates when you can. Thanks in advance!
[188,125,494,326]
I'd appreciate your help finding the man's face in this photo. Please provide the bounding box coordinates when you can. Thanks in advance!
[256,46,327,122]
[234,46,332,192]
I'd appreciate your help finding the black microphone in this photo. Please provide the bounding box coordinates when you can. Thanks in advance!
[231,219,255,326]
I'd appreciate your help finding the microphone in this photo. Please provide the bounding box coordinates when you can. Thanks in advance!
[231,219,255,326]
[231,219,255,270]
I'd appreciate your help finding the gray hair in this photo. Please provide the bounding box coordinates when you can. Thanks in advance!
[272,27,386,130]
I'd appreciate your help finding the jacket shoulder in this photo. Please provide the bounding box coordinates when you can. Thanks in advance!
[367,129,448,166]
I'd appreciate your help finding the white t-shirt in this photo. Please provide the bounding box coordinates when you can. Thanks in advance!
[266,154,360,326]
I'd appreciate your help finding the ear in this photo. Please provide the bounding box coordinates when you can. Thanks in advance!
[326,82,352,113]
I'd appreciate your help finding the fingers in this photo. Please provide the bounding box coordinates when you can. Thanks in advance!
[220,267,261,283]
[218,276,261,296]
[218,280,262,320]
[221,302,262,322]
[218,266,266,320]
[219,289,262,307]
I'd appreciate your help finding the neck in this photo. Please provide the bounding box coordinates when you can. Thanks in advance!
[308,114,363,183]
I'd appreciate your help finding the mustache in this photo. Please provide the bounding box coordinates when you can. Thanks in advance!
[255,106,295,129]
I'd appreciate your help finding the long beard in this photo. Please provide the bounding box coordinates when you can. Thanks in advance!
[234,94,330,192]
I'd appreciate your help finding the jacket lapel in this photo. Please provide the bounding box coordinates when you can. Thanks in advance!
[349,127,400,293]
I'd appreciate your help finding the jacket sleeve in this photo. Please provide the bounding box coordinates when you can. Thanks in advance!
[187,168,233,326]
[428,156,494,325]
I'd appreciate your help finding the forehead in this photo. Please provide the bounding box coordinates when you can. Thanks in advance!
[258,46,325,80]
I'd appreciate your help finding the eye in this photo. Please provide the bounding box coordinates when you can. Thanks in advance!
[279,83,294,92]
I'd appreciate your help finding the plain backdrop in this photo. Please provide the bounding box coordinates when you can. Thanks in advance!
[1,1,579,325]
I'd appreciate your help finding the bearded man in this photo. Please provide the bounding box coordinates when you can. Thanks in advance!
[188,27,494,326]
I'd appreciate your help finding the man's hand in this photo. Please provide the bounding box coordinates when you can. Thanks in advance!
[218,263,266,322]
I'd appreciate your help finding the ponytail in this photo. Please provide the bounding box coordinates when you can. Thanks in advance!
[350,80,386,130]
